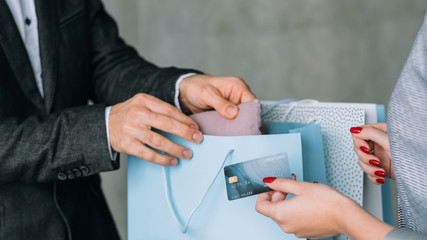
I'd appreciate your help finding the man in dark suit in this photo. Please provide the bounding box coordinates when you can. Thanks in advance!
[0,0,255,239]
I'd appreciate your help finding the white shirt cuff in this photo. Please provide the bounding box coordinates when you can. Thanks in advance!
[105,106,118,161]
[174,73,197,111]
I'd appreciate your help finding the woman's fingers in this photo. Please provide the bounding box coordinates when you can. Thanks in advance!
[358,160,386,185]
[255,192,277,217]
[271,191,287,202]
[351,125,389,151]
[363,122,387,132]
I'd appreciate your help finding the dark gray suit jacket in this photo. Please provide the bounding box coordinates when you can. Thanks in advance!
[0,0,200,239]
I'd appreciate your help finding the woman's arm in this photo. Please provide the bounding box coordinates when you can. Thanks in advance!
[255,178,394,240]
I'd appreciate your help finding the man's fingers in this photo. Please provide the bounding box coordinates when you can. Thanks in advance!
[141,110,203,144]
[204,86,240,119]
[127,142,178,166]
[109,93,203,167]
[133,129,193,160]
[241,91,257,103]
[214,98,239,119]
[133,93,199,129]
[227,83,257,104]
[240,80,257,102]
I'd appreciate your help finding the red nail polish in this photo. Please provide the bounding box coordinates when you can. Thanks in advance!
[369,159,380,167]
[350,127,362,134]
[376,178,385,184]
[360,146,371,154]
[375,171,385,177]
[313,181,319,184]
[263,177,276,183]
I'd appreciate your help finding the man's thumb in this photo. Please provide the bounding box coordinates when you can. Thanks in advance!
[210,93,239,119]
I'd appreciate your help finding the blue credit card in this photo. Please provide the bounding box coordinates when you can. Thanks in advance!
[223,153,291,201]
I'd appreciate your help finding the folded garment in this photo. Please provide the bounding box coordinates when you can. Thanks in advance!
[190,99,261,136]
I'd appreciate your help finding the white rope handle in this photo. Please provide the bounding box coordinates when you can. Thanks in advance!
[163,149,235,233]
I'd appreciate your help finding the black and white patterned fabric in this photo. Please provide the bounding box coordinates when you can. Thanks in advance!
[387,12,427,239]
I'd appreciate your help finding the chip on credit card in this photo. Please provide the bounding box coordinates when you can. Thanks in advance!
[223,152,291,201]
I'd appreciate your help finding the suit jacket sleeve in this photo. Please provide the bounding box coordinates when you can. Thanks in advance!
[0,104,117,183]
[0,0,202,183]
[87,0,203,106]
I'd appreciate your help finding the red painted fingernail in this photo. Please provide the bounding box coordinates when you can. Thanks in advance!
[350,127,362,134]
[313,181,319,184]
[263,177,276,183]
[375,171,385,177]
[369,159,380,167]
[360,146,371,154]
[376,178,385,184]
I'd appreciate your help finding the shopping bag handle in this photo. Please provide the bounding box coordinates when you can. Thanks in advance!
[161,99,317,233]
[162,149,235,233]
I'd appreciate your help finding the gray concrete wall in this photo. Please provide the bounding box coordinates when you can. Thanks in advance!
[100,1,427,239]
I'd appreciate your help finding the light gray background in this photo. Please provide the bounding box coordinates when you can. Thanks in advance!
[100,1,427,239]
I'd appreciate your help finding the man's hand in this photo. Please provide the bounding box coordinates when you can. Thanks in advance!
[178,75,256,119]
[109,93,203,166]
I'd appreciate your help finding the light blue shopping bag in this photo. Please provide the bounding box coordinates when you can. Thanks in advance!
[128,119,330,240]
[266,122,328,185]
[128,132,305,240]
[265,121,332,240]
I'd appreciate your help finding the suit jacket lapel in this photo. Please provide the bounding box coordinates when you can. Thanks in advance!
[35,0,58,114]
[0,1,45,112]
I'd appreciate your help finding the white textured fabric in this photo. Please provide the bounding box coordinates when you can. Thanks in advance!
[105,106,118,160]
[387,12,427,237]
[6,0,43,97]
[386,229,427,240]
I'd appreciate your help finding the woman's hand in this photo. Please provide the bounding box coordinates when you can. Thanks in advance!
[256,178,352,239]
[255,177,394,239]
[350,123,395,184]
